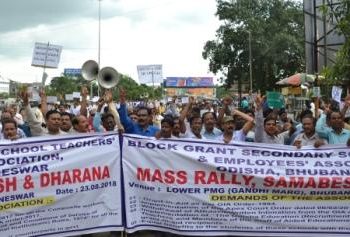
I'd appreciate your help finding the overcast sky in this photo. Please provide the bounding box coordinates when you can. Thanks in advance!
[0,0,220,85]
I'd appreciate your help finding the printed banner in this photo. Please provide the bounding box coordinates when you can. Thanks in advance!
[64,68,82,76]
[165,77,214,88]
[0,134,123,237]
[137,65,163,84]
[166,88,215,98]
[123,135,350,236]
[31,42,63,68]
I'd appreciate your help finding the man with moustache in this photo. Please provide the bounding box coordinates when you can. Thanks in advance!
[292,114,326,148]
[316,109,350,145]
[60,112,73,133]
[184,114,205,139]
[20,91,66,136]
[71,115,90,133]
[1,118,20,140]
[201,111,222,139]
[119,89,159,136]
[216,111,254,144]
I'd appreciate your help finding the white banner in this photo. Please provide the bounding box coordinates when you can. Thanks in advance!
[137,64,163,84]
[72,92,81,98]
[0,134,123,237]
[65,94,73,101]
[123,135,350,236]
[47,96,58,104]
[332,86,342,103]
[31,42,62,68]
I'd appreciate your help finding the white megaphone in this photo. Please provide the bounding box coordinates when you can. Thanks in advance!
[81,60,99,81]
[97,67,120,89]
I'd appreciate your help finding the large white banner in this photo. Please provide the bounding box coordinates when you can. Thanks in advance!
[0,133,123,237]
[31,42,62,68]
[123,135,350,236]
[136,64,163,84]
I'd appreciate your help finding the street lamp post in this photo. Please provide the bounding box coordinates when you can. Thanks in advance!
[98,0,101,67]
[97,0,102,97]
[248,31,253,92]
[90,0,103,98]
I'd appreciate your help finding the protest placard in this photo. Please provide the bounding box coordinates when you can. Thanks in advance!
[0,134,123,236]
[123,135,350,236]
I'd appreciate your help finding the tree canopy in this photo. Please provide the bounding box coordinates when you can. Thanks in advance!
[321,0,350,85]
[203,0,305,92]
[45,74,162,102]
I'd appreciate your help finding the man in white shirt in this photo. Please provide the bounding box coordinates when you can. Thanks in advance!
[293,114,326,148]
[20,91,66,136]
[184,114,205,139]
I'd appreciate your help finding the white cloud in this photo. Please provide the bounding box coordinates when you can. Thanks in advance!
[0,0,220,85]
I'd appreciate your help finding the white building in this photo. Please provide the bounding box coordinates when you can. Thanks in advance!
[0,76,10,94]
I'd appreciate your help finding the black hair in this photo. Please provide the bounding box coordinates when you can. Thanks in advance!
[1,118,17,131]
[71,116,79,127]
[189,114,202,126]
[101,113,115,122]
[263,108,273,118]
[327,110,342,121]
[301,114,317,126]
[278,108,286,116]
[60,112,73,120]
[161,117,174,127]
[45,110,61,120]
[137,106,151,115]
[201,111,217,121]
[299,109,313,121]
[264,114,277,125]
[243,108,255,117]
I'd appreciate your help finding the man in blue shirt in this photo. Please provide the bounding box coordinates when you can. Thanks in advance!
[119,89,159,137]
[316,110,350,144]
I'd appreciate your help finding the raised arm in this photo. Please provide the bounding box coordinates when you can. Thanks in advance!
[19,91,44,136]
[93,97,105,132]
[254,94,265,143]
[217,96,232,129]
[179,96,194,123]
[39,89,48,118]
[105,89,124,132]
[118,88,134,133]
[80,86,88,117]
[341,96,350,119]
[232,109,255,135]
[315,104,332,139]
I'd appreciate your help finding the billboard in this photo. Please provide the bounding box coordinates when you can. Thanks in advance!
[165,77,214,88]
[64,68,81,76]
[304,0,345,73]
[166,88,215,98]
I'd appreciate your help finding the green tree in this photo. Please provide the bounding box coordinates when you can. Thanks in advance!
[112,75,162,101]
[321,0,350,87]
[0,92,9,99]
[203,0,305,93]
[46,74,163,102]
[46,76,78,100]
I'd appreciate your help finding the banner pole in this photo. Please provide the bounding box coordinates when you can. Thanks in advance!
[41,41,50,88]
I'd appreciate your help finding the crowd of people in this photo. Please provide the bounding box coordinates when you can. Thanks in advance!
[1,87,350,149]
[1,87,350,237]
